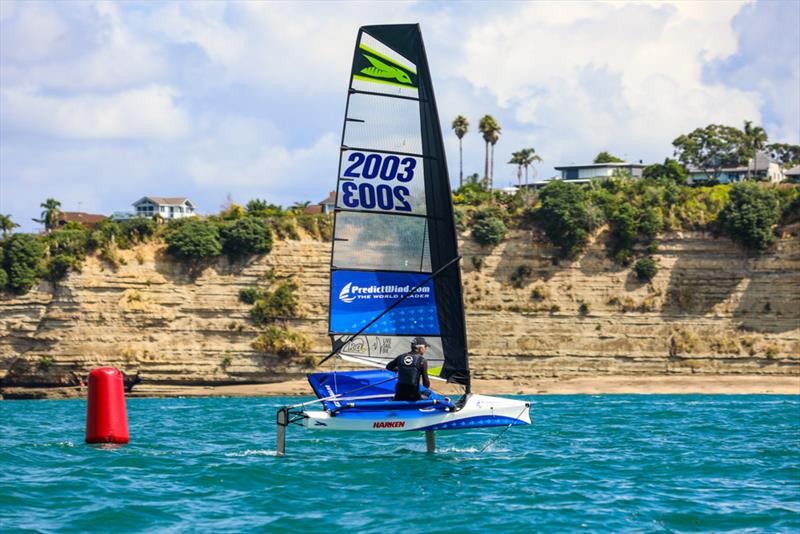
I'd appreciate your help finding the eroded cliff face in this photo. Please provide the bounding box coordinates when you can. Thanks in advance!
[1,226,798,389]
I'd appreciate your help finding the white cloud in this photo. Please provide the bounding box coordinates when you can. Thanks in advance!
[187,116,339,204]
[2,85,190,140]
[457,1,762,168]
[0,1,166,90]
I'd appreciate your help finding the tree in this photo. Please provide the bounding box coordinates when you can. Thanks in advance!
[766,143,800,167]
[672,124,743,180]
[717,182,780,252]
[642,158,687,185]
[471,211,507,246]
[508,151,524,187]
[478,115,501,190]
[289,201,311,214]
[451,115,469,187]
[489,126,501,189]
[520,147,542,188]
[3,234,46,294]
[741,121,769,179]
[33,198,62,233]
[536,181,601,258]
[0,214,19,237]
[221,217,273,257]
[594,151,625,164]
[165,219,222,261]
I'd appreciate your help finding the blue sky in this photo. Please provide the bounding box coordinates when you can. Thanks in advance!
[1,0,798,232]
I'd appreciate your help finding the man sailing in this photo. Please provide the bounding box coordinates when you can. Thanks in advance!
[386,337,431,401]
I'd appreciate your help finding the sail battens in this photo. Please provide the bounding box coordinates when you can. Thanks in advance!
[341,146,432,159]
[328,24,470,387]
[348,88,426,103]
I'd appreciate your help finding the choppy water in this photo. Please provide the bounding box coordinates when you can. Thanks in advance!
[1,395,798,532]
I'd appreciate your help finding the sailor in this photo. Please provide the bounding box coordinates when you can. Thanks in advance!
[386,337,431,401]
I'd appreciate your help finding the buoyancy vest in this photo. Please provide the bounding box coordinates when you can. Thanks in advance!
[396,353,423,388]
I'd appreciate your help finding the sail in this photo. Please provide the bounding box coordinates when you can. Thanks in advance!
[328,24,469,386]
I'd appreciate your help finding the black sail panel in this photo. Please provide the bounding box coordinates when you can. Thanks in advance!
[328,24,469,386]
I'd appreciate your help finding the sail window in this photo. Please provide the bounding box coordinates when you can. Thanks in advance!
[332,211,431,272]
[344,93,422,155]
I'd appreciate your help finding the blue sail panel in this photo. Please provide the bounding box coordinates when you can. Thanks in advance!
[330,270,440,335]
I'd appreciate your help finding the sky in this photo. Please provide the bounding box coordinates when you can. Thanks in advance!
[1,0,798,232]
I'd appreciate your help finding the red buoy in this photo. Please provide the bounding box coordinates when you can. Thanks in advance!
[85,367,129,444]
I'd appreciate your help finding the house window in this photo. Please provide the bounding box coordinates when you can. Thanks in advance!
[564,169,578,180]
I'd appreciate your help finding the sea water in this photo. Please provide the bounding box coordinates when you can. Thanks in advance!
[1,395,798,532]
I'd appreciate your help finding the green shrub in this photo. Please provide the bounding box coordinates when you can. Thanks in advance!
[252,326,311,357]
[3,234,46,294]
[472,216,507,246]
[717,183,780,252]
[0,266,7,290]
[536,181,600,257]
[639,206,663,241]
[221,217,273,257]
[250,281,299,325]
[642,158,687,185]
[239,287,261,304]
[510,265,532,288]
[47,229,88,259]
[634,257,658,281]
[609,203,639,256]
[44,254,76,282]
[270,216,301,240]
[118,218,157,248]
[165,219,222,260]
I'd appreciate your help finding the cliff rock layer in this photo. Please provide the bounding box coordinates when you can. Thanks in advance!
[1,227,798,389]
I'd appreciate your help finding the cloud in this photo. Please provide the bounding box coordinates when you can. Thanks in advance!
[455,1,762,172]
[1,84,190,140]
[186,116,339,204]
[0,2,166,91]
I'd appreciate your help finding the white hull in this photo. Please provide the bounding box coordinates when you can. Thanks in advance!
[302,394,531,432]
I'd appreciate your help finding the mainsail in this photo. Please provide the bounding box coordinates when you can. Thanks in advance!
[328,24,469,386]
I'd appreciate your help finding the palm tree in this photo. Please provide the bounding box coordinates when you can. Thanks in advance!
[519,148,543,188]
[290,201,311,213]
[451,115,469,188]
[742,120,768,180]
[478,115,501,190]
[508,151,524,187]
[489,127,501,189]
[33,198,62,232]
[0,214,18,237]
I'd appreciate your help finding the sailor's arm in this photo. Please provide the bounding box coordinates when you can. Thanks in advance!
[420,359,431,389]
[386,356,398,371]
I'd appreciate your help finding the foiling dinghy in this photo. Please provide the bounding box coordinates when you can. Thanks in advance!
[276,24,530,454]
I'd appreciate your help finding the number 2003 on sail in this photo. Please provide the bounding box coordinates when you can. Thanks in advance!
[340,151,419,212]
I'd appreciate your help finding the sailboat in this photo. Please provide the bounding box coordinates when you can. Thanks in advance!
[276,24,530,453]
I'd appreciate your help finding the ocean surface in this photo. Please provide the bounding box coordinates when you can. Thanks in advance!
[1,395,798,533]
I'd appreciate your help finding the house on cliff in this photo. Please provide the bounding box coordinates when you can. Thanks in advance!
[304,191,336,214]
[524,162,648,190]
[686,151,784,184]
[56,211,107,228]
[132,197,197,220]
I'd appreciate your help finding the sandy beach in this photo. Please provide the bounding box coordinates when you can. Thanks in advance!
[4,375,797,400]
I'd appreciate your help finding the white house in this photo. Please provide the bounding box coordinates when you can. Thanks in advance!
[132,197,197,219]
[686,151,784,184]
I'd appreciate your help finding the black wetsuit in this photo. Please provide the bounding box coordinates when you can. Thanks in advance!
[386,352,431,401]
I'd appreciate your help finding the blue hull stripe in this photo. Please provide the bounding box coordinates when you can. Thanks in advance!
[415,415,528,432]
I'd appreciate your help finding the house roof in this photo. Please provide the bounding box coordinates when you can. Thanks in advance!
[554,162,647,170]
[784,165,800,176]
[133,196,193,207]
[318,191,336,205]
[58,212,107,225]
